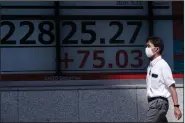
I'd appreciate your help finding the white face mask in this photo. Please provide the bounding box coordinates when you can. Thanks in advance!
[145,47,154,58]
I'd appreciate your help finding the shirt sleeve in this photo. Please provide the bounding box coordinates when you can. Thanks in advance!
[162,63,175,87]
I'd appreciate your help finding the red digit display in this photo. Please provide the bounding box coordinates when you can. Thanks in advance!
[116,50,128,68]
[93,50,105,68]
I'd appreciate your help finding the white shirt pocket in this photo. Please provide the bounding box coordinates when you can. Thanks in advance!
[150,72,161,89]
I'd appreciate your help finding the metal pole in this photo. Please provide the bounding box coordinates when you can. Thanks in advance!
[148,1,154,36]
[54,1,61,75]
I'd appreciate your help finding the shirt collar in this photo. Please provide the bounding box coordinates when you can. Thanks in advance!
[150,55,162,67]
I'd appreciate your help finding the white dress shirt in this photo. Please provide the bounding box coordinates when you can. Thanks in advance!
[146,55,175,98]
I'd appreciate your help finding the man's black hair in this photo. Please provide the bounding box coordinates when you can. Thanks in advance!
[146,36,164,54]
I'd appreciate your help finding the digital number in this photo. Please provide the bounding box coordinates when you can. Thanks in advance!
[62,21,78,44]
[116,1,142,5]
[62,21,142,44]
[1,21,16,44]
[38,21,55,44]
[81,21,96,44]
[130,1,143,5]
[116,50,128,68]
[20,21,35,44]
[131,50,143,68]
[0,21,55,44]
[109,21,124,44]
[77,50,90,68]
[127,21,142,43]
[93,50,105,68]
[116,1,129,5]
[109,21,142,44]
[74,50,143,69]
[77,50,105,68]
[62,21,96,44]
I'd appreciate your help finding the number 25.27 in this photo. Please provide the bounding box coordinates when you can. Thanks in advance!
[62,21,142,44]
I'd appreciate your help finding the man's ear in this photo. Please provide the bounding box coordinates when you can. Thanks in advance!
[155,47,159,53]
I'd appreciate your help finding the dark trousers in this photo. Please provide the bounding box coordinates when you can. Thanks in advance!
[144,97,169,122]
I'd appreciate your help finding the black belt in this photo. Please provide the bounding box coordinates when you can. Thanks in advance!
[148,96,168,102]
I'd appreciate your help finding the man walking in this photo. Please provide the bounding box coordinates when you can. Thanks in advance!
[144,36,182,122]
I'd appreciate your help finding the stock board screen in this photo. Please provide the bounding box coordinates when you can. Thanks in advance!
[0,1,183,81]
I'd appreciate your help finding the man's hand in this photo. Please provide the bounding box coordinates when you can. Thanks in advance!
[169,84,182,120]
[174,107,182,120]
